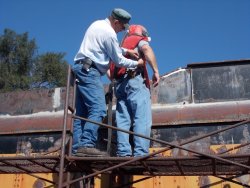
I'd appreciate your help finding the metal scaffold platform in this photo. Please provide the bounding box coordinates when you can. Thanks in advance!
[1,154,250,176]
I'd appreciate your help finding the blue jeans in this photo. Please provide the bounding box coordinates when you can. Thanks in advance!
[71,63,106,154]
[115,74,152,157]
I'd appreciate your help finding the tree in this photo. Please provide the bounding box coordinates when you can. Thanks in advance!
[32,52,68,88]
[0,29,68,92]
[0,29,37,92]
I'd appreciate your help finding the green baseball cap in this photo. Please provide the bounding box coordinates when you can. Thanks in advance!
[111,8,131,29]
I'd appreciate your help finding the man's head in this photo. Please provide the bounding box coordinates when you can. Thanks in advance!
[128,25,151,42]
[110,8,131,33]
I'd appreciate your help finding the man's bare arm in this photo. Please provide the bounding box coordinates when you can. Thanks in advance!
[141,44,160,87]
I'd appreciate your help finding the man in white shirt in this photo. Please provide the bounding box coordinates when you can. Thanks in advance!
[72,8,143,157]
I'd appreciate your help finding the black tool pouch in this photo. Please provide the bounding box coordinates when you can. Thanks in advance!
[82,57,93,71]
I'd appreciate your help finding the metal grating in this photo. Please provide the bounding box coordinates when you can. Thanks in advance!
[0,156,60,174]
[65,154,250,176]
[0,154,248,175]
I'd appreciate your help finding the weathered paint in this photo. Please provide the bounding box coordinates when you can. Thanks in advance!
[1,59,250,187]
[1,99,250,134]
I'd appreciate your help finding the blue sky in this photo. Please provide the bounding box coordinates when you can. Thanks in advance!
[1,0,250,82]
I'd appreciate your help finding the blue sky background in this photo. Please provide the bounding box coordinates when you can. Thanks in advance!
[1,0,250,82]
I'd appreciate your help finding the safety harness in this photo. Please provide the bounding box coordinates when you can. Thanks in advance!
[110,25,151,89]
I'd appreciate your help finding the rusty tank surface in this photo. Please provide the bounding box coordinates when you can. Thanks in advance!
[0,59,250,188]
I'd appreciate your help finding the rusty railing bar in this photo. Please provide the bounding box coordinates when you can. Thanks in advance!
[200,174,245,188]
[219,142,250,155]
[179,120,250,147]
[215,175,250,188]
[58,65,72,188]
[63,115,250,187]
[66,71,76,188]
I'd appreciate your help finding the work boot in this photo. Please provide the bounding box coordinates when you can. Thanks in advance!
[75,147,108,157]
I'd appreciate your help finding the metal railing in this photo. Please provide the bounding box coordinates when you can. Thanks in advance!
[57,65,250,187]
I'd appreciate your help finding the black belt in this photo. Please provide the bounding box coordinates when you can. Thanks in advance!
[125,69,143,79]
[115,69,142,80]
[75,59,97,68]
[75,58,100,73]
[125,70,141,79]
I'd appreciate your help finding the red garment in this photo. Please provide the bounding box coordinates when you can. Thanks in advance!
[110,25,150,88]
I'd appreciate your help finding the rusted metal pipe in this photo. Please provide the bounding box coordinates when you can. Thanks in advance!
[200,174,249,188]
[219,142,250,155]
[58,65,72,188]
[66,71,76,188]
[215,175,250,188]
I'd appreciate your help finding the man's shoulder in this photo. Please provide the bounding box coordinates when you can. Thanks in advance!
[91,19,115,36]
[91,19,106,28]
[138,40,149,49]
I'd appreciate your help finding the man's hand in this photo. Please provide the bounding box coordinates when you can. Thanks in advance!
[127,49,139,60]
[152,72,160,87]
[137,58,144,67]
[106,69,111,81]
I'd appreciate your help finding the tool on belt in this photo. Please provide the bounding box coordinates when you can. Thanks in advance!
[76,57,101,73]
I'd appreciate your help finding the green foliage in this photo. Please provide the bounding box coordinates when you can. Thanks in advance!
[0,29,37,91]
[33,52,68,88]
[0,29,68,92]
